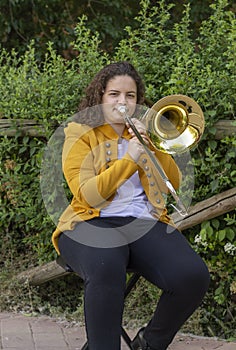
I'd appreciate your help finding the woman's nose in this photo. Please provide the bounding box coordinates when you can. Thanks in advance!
[118,94,127,104]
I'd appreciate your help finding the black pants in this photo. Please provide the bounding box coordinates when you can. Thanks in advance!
[58,217,210,350]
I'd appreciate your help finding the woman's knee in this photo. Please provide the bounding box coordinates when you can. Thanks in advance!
[176,259,210,299]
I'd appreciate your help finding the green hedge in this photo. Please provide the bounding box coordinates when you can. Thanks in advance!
[0,0,235,339]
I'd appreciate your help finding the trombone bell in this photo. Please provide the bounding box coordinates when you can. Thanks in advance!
[145,95,205,154]
[118,94,205,216]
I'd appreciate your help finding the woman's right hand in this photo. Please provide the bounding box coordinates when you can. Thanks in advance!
[126,118,150,162]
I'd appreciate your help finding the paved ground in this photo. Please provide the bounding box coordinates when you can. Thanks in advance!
[0,312,235,350]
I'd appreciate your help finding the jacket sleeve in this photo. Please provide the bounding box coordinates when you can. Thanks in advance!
[62,124,138,208]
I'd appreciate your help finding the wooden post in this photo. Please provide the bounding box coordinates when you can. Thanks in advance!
[173,187,236,230]
[214,120,236,139]
[17,260,72,286]
[0,119,46,137]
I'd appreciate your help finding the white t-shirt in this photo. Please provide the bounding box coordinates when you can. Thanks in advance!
[100,138,155,219]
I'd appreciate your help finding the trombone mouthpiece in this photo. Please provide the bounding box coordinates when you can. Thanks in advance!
[117,105,127,114]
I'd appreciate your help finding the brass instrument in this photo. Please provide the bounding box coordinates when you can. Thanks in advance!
[118,95,205,216]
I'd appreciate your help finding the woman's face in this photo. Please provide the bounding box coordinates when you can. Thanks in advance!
[102,75,137,126]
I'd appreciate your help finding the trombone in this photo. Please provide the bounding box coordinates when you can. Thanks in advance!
[118,94,205,216]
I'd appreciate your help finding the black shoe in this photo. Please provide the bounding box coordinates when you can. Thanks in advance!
[131,327,152,350]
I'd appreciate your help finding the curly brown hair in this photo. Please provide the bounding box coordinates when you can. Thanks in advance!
[73,61,145,126]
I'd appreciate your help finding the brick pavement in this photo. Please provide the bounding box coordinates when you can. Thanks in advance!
[0,312,235,350]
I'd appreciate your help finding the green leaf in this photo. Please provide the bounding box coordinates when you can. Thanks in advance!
[200,228,207,241]
[212,219,220,230]
[208,140,217,150]
[218,230,226,241]
[210,179,219,192]
[206,226,214,237]
[226,228,235,242]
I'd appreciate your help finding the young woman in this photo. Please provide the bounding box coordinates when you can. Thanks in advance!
[52,61,210,350]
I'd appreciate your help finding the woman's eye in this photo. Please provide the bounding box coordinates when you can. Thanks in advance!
[107,92,136,99]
